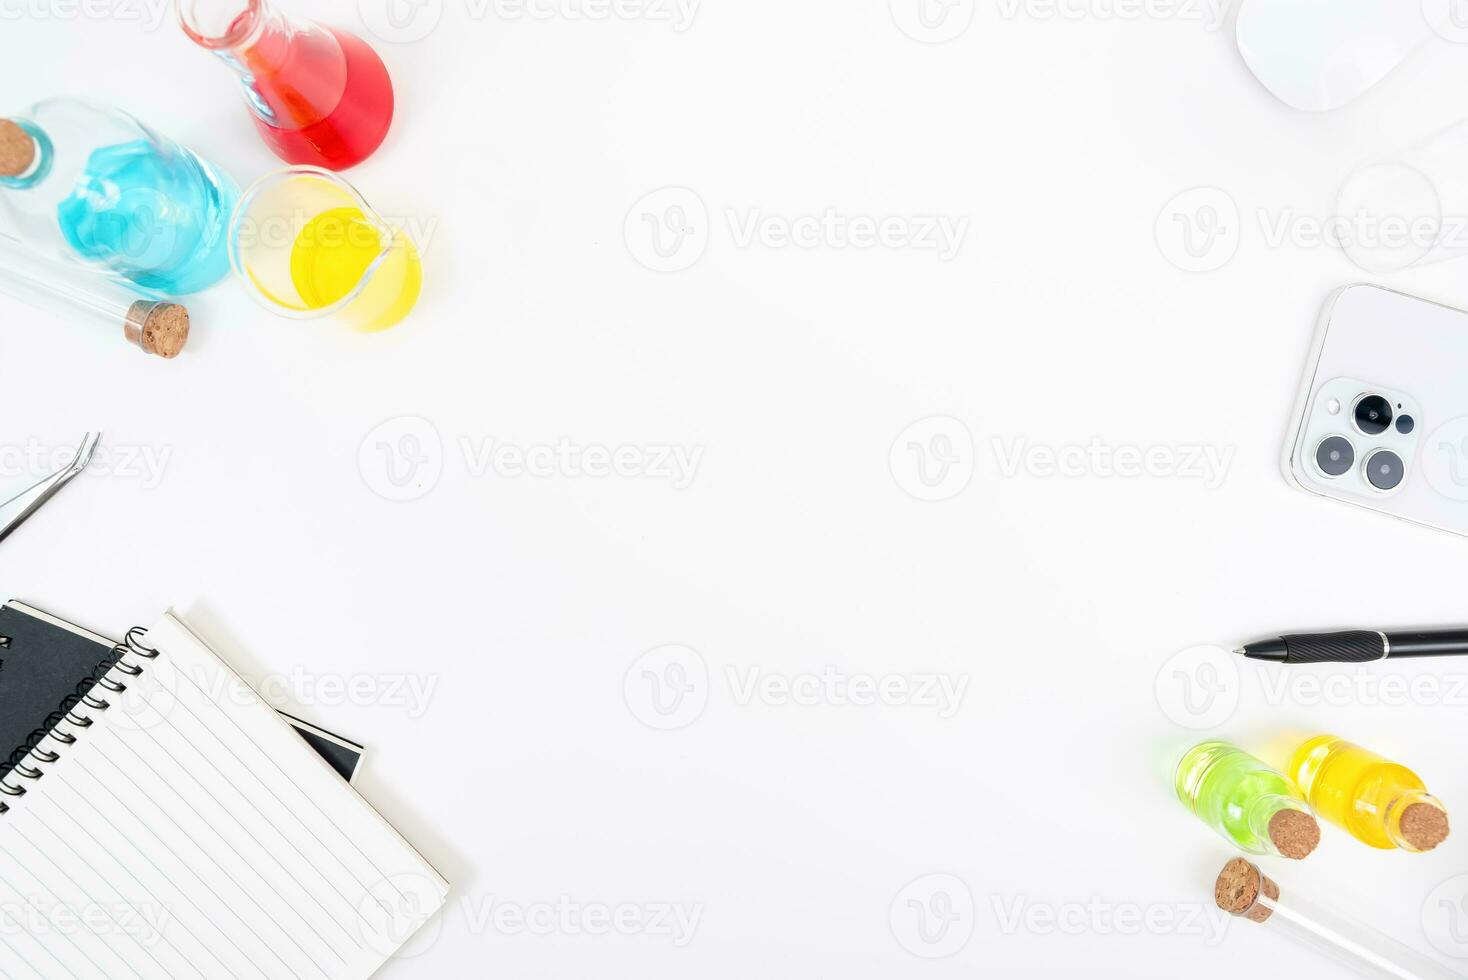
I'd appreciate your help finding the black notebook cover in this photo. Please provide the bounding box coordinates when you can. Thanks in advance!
[0,602,362,783]
[0,602,119,781]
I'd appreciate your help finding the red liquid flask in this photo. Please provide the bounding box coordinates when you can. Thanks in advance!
[179,0,394,170]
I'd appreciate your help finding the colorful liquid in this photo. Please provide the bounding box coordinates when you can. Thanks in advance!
[243,28,393,171]
[55,139,236,294]
[1176,742,1317,857]
[288,206,420,331]
[1289,735,1449,851]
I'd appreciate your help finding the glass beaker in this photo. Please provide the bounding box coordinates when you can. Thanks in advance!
[229,167,421,332]
[177,0,394,170]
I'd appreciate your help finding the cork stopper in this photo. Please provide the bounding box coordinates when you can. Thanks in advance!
[1400,802,1450,853]
[1268,808,1321,860]
[1215,857,1279,924]
[123,301,189,358]
[0,119,36,178]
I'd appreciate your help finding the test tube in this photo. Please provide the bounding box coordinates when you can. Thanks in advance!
[0,237,188,357]
[1215,858,1462,980]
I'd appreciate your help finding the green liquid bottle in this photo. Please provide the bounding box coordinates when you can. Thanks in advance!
[1176,741,1321,859]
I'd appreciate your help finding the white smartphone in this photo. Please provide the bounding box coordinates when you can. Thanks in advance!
[1284,284,1468,537]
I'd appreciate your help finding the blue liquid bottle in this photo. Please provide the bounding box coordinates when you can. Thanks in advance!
[0,99,237,295]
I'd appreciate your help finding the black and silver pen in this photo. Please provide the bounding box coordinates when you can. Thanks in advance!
[1238,629,1468,665]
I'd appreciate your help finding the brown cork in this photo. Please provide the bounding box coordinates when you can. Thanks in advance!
[1400,802,1450,853]
[1268,808,1321,860]
[1215,857,1279,924]
[0,120,36,178]
[124,301,189,358]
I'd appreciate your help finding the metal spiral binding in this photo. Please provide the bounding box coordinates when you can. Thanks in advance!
[0,626,156,814]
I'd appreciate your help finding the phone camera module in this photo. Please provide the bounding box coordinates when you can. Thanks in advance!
[1353,394,1393,435]
[1364,448,1406,491]
[1314,436,1355,477]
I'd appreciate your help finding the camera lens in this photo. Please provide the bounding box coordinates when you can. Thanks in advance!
[1364,449,1406,491]
[1354,394,1393,435]
[1315,436,1355,477]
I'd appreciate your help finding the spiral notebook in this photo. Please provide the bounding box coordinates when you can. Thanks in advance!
[0,611,448,979]
[0,603,364,786]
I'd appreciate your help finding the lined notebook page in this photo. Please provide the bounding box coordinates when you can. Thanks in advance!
[0,612,448,980]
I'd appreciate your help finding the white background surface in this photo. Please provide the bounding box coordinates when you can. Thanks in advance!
[5,1,1468,976]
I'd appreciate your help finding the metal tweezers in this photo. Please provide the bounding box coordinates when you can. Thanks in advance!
[0,433,100,545]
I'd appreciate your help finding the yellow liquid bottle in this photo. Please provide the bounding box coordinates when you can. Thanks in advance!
[1288,735,1450,852]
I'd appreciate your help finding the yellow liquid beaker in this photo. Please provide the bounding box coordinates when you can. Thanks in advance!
[228,166,420,332]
